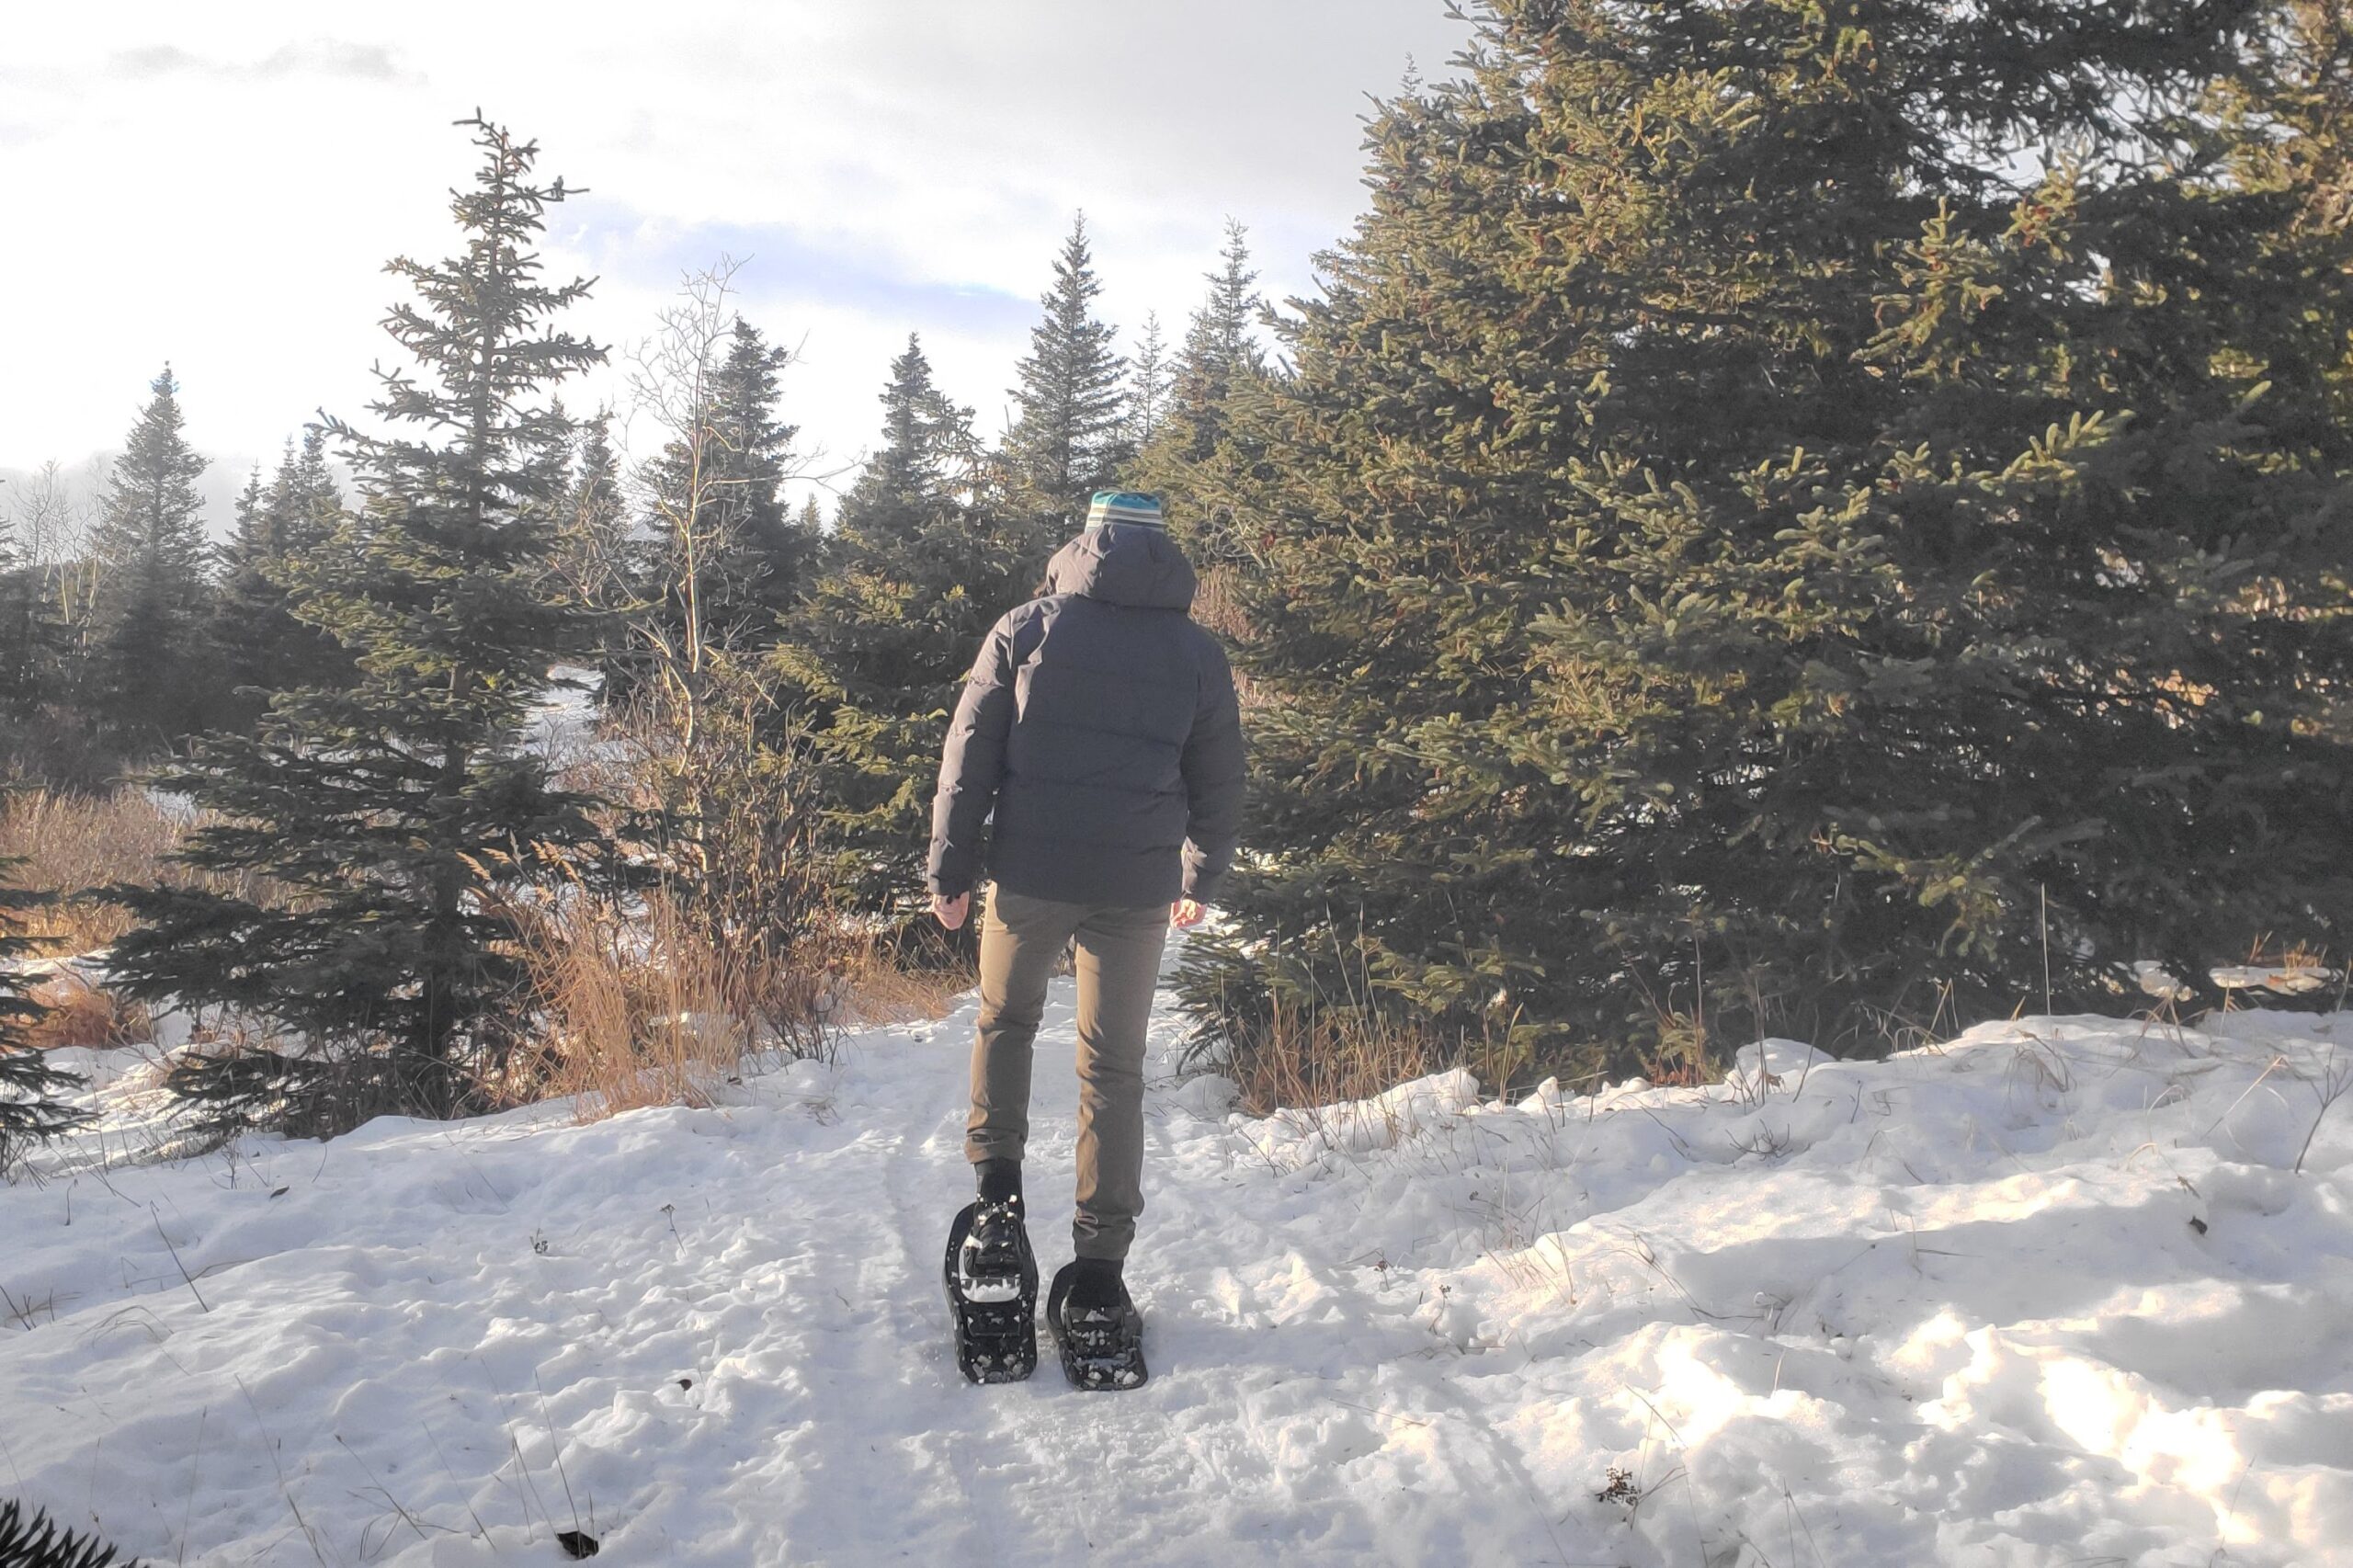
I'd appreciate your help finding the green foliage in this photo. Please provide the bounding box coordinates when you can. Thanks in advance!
[1001,214,1132,521]
[0,858,85,1171]
[1131,219,1274,564]
[631,317,815,675]
[211,428,356,732]
[1183,0,2353,1080]
[556,410,632,686]
[104,118,613,1138]
[0,512,47,740]
[88,365,216,749]
[0,469,111,789]
[1169,218,1270,468]
[1127,312,1174,453]
[773,336,1043,917]
[2223,0,2353,455]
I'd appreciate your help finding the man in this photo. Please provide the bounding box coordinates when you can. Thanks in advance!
[927,490,1245,1387]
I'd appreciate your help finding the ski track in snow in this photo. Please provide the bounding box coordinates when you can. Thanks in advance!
[3,966,2350,1567]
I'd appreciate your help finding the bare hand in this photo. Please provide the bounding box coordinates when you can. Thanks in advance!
[932,892,970,931]
[1171,898,1206,930]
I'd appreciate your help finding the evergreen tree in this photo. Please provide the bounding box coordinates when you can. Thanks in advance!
[637,317,814,651]
[1183,0,2353,1079]
[0,859,83,1171]
[556,410,633,691]
[1131,220,1275,562]
[1168,219,1268,465]
[105,119,610,1136]
[1128,312,1174,451]
[563,411,629,592]
[709,320,817,614]
[2231,0,2353,463]
[611,316,816,716]
[210,428,353,731]
[774,335,1036,916]
[1000,215,1131,523]
[214,462,267,692]
[88,366,214,748]
[0,509,44,737]
[227,466,264,549]
[0,473,103,789]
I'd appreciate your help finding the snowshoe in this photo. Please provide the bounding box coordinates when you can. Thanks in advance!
[1045,1261,1149,1391]
[942,1199,1038,1384]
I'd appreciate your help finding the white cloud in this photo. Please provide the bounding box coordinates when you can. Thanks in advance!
[1,1,1474,522]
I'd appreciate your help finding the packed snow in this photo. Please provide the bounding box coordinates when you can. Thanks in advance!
[3,958,2348,1566]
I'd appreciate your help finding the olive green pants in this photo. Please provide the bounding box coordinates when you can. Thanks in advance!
[965,885,1170,1262]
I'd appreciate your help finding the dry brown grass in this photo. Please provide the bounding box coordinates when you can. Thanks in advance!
[504,884,848,1122]
[1222,990,1521,1116]
[842,955,972,1028]
[0,789,192,949]
[481,663,874,1122]
[22,967,151,1050]
[0,788,282,956]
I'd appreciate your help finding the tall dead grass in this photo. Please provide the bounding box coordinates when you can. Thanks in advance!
[491,665,875,1120]
[21,968,151,1050]
[1,790,180,1055]
[1214,988,1527,1117]
[0,789,275,951]
[840,956,971,1028]
[504,890,784,1119]
[0,789,186,949]
[499,869,982,1121]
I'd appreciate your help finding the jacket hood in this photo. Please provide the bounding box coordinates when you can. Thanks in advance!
[1042,523,1198,611]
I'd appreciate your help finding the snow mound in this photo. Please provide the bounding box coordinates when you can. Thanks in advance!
[3,983,2347,1566]
[1243,1064,1483,1159]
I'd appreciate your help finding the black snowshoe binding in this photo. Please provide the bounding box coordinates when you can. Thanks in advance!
[943,1199,1039,1384]
[1046,1262,1149,1391]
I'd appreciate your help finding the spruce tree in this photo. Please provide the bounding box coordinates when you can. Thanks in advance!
[556,411,634,692]
[0,860,81,1171]
[1168,219,1268,466]
[2231,0,2353,461]
[1128,312,1174,452]
[89,366,214,749]
[0,511,44,741]
[638,318,813,647]
[0,490,82,786]
[774,335,1036,916]
[1183,0,2353,1078]
[708,320,817,616]
[612,317,816,714]
[105,119,609,1135]
[1001,215,1131,524]
[1131,220,1274,562]
[210,428,352,732]
[563,412,629,593]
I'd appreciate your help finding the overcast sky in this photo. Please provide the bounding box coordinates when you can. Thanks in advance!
[2,2,1474,527]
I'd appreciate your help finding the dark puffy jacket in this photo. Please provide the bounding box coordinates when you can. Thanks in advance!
[927,524,1245,907]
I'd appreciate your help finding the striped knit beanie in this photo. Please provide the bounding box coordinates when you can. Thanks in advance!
[1084,491,1166,530]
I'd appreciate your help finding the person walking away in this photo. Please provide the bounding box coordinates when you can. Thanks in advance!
[927,490,1245,1387]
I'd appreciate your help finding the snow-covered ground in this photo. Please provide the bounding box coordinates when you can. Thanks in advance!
[3,962,2348,1566]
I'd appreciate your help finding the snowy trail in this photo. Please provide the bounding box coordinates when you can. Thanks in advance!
[4,964,2351,1566]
